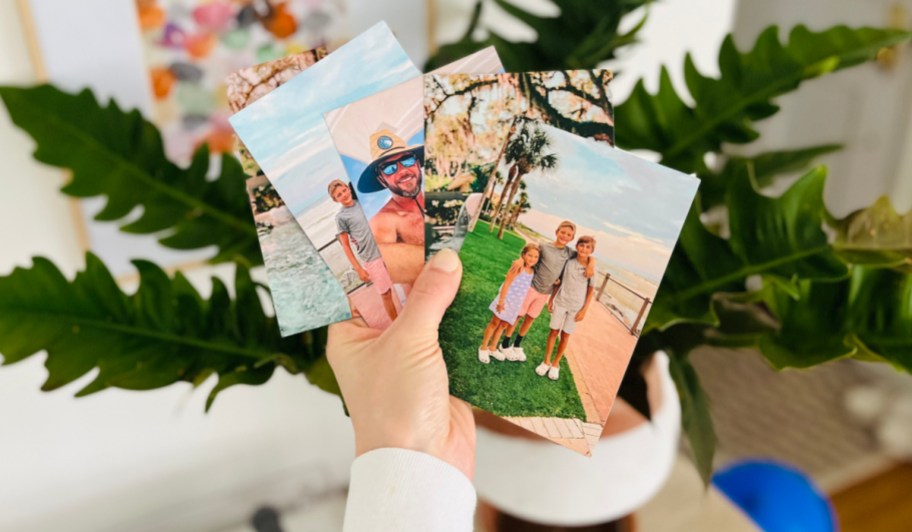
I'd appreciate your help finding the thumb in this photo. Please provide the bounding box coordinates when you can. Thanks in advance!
[391,248,462,335]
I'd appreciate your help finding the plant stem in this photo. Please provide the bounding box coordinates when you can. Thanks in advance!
[670,245,831,302]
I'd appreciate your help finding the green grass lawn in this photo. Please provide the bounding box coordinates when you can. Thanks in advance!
[440,221,586,420]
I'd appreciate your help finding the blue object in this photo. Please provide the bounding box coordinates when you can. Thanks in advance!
[712,459,837,532]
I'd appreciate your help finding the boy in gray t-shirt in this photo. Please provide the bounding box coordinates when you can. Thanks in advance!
[535,236,597,381]
[328,179,397,321]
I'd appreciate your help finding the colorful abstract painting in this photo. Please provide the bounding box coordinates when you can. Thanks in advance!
[136,0,345,162]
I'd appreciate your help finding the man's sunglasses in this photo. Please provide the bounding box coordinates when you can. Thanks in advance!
[380,155,418,176]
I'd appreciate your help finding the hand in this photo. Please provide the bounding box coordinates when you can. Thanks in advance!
[548,299,554,313]
[575,309,587,321]
[496,301,505,313]
[327,249,475,479]
[356,267,371,282]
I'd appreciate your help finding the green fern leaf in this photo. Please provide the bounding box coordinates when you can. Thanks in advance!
[834,196,912,268]
[616,25,912,172]
[0,85,261,265]
[759,267,912,372]
[426,0,651,71]
[648,167,848,333]
[0,254,333,409]
[700,144,843,209]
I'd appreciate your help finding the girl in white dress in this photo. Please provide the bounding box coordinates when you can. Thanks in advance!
[478,243,540,363]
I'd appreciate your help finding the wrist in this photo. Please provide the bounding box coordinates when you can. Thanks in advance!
[353,422,474,480]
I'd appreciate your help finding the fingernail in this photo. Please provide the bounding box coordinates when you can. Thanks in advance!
[430,248,460,273]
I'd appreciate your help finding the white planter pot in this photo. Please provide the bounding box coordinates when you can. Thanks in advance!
[473,352,681,527]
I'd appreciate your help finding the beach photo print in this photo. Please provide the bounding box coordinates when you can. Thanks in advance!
[322,47,503,288]
[226,49,353,337]
[439,119,699,455]
[230,22,420,329]
[423,70,615,255]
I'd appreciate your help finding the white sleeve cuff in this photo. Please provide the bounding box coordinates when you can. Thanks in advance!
[343,448,477,532]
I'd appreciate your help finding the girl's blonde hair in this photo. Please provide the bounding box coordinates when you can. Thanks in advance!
[521,243,541,258]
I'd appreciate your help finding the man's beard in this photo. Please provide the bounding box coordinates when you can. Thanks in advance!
[385,171,422,198]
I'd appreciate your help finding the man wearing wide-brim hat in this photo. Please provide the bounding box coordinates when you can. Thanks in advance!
[359,128,425,285]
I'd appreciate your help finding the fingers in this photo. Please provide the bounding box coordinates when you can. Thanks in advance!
[326,318,376,368]
[390,249,462,336]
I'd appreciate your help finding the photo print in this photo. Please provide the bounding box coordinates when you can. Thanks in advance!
[227,50,352,336]
[227,48,327,174]
[323,47,504,288]
[423,70,615,255]
[230,22,420,329]
[439,120,698,455]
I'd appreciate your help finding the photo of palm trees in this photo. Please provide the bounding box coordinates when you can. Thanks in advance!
[487,118,558,240]
[439,120,699,455]
[423,70,614,254]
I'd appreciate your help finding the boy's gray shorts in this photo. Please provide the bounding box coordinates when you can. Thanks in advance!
[549,305,579,334]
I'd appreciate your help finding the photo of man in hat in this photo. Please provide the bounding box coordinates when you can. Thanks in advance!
[358,128,426,285]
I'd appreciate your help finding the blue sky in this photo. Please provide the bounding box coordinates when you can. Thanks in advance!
[229,22,419,218]
[514,122,699,282]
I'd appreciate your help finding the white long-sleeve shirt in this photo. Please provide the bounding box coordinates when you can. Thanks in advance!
[343,448,477,531]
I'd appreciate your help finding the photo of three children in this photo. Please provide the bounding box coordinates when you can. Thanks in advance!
[479,221,596,381]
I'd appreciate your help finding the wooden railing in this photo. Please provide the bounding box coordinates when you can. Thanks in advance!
[594,272,652,336]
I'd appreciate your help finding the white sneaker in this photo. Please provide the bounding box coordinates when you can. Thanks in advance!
[478,348,491,364]
[535,362,550,376]
[497,345,513,359]
[490,347,506,361]
[548,365,560,380]
[508,346,527,362]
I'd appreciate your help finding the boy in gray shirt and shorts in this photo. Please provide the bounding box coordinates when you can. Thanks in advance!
[535,236,597,381]
[329,179,397,321]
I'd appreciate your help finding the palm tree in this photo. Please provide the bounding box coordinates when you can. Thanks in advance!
[481,119,519,217]
[507,188,531,230]
[491,122,558,239]
[482,170,505,217]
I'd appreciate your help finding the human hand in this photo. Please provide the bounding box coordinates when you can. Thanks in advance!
[327,249,475,478]
[548,299,554,313]
[575,309,587,321]
[356,267,371,282]
[496,301,505,313]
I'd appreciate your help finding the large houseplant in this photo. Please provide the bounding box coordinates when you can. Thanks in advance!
[1,1,910,483]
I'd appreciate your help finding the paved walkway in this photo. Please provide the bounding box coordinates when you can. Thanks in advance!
[503,415,603,456]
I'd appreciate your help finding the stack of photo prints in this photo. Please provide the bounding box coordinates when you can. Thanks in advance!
[229,22,699,456]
